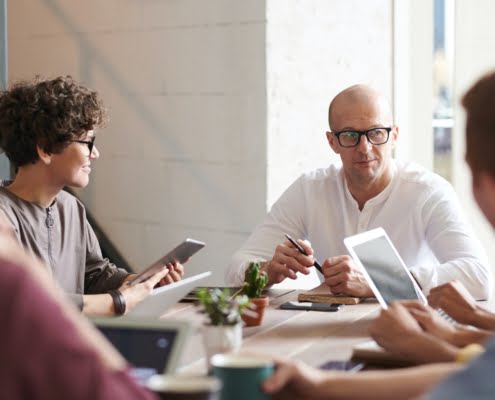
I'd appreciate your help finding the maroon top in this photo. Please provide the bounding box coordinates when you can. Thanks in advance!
[0,261,157,400]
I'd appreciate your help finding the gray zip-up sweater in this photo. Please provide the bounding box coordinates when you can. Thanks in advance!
[0,186,129,309]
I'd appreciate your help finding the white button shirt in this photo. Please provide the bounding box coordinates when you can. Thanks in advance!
[226,161,492,299]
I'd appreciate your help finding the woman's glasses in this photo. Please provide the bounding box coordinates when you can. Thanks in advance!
[72,136,96,156]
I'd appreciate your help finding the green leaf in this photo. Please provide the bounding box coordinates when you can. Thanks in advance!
[242,262,268,298]
[196,287,249,326]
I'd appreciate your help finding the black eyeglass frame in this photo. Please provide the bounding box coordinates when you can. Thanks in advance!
[333,127,392,148]
[72,136,96,156]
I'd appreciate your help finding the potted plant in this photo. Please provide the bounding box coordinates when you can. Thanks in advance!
[197,288,249,369]
[240,262,269,327]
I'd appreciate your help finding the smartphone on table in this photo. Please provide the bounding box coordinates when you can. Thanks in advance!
[129,238,205,286]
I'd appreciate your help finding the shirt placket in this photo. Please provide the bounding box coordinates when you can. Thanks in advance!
[45,206,55,269]
[357,203,373,233]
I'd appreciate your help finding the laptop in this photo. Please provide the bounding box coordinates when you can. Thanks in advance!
[343,227,426,309]
[126,271,212,318]
[92,316,190,383]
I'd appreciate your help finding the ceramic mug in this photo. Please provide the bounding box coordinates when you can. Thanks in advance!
[147,374,221,400]
[211,353,274,400]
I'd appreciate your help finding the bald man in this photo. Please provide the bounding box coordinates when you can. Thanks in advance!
[226,84,491,300]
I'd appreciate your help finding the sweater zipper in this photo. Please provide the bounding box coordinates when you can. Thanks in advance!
[45,207,55,268]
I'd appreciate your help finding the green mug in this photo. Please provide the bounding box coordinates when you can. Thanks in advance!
[211,353,274,400]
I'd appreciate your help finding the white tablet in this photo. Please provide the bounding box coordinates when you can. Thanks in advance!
[343,227,426,309]
[126,271,212,318]
[130,238,206,286]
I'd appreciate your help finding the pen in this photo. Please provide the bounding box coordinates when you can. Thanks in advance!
[284,233,323,275]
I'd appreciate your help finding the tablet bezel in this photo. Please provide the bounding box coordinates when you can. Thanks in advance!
[343,227,427,309]
[130,238,206,286]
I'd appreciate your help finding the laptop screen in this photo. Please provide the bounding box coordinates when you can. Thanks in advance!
[92,316,189,383]
[99,326,178,373]
[351,235,421,304]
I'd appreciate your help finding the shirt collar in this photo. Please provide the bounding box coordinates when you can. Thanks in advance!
[342,161,398,208]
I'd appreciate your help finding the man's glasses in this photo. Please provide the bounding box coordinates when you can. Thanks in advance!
[333,127,392,148]
[72,136,96,156]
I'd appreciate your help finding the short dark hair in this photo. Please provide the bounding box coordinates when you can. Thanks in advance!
[462,71,495,180]
[0,76,107,167]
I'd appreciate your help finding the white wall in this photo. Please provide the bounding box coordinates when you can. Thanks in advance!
[9,0,267,285]
[266,0,393,207]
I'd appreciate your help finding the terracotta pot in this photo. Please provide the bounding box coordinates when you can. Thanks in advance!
[241,296,269,327]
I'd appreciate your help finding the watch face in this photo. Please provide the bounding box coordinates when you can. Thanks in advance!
[319,360,365,372]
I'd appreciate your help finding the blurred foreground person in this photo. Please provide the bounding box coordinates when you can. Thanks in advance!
[0,227,157,400]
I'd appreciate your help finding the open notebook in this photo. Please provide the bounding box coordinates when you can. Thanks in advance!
[298,283,363,305]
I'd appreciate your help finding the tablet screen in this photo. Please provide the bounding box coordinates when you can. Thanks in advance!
[98,327,178,381]
[351,235,421,304]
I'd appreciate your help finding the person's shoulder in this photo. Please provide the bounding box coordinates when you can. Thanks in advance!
[395,160,451,191]
[0,183,19,208]
[0,186,11,200]
[298,162,342,183]
[57,189,77,203]
[0,261,31,313]
[56,189,86,215]
[1,261,26,287]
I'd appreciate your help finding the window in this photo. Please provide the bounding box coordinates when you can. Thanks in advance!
[433,0,455,181]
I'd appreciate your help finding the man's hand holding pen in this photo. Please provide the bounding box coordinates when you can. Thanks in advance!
[260,235,318,286]
[267,233,373,297]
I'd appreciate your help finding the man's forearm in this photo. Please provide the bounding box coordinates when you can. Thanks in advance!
[381,332,460,365]
[321,363,460,400]
[451,326,492,347]
[413,335,460,364]
[472,306,495,330]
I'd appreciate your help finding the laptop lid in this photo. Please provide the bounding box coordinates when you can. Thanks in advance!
[343,227,426,309]
[126,271,212,318]
[92,317,190,382]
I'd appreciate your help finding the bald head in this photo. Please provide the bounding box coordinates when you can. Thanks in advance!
[328,85,393,131]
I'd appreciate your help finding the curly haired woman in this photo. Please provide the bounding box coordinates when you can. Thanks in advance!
[0,76,183,316]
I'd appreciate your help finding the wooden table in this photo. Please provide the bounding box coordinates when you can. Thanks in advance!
[161,288,381,374]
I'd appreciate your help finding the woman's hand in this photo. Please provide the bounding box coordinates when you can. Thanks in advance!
[263,358,329,400]
[158,262,184,286]
[400,300,458,345]
[427,281,478,326]
[118,266,170,313]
